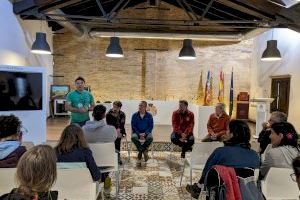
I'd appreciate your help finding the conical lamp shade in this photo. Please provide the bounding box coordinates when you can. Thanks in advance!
[179,39,196,60]
[31,32,51,55]
[261,40,282,61]
[106,37,124,58]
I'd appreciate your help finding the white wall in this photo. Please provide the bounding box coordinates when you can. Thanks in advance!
[250,28,300,131]
[0,0,53,116]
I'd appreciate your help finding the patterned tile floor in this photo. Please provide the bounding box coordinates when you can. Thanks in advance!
[104,151,202,200]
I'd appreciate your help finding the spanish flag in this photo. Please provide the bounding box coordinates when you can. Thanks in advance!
[218,70,224,102]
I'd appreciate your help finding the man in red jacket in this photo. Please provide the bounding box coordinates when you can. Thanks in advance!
[171,100,195,158]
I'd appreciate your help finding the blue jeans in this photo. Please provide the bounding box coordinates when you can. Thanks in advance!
[131,133,153,152]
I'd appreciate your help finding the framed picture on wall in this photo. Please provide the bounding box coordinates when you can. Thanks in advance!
[50,85,70,99]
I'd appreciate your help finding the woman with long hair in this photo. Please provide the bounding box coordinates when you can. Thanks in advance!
[0,145,57,200]
[186,120,260,198]
[55,124,100,181]
[260,122,299,178]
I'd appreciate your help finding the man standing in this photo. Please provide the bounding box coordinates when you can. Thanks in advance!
[131,101,154,162]
[171,100,195,158]
[65,77,95,127]
[106,101,126,164]
[258,111,287,154]
[202,102,230,142]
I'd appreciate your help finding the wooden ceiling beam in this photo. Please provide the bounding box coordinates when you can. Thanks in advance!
[13,0,53,14]
[39,0,83,13]
[216,0,273,20]
[201,0,216,19]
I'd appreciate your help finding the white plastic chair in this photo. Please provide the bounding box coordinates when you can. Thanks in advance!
[21,141,34,150]
[53,168,102,200]
[88,143,120,198]
[180,142,223,186]
[261,167,299,200]
[0,168,17,195]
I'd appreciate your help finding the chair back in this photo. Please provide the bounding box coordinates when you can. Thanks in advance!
[57,162,87,169]
[21,141,34,150]
[52,168,98,200]
[190,142,223,165]
[262,167,299,199]
[0,168,17,195]
[88,143,116,168]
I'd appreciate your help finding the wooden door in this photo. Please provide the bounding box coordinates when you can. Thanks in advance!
[270,77,290,115]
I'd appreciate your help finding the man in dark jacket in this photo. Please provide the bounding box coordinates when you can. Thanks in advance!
[171,100,195,158]
[258,111,287,154]
[0,115,26,168]
[106,101,126,164]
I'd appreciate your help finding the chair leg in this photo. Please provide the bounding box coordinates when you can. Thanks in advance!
[125,137,131,161]
[151,143,154,162]
[180,160,186,186]
[190,167,193,200]
[168,143,174,160]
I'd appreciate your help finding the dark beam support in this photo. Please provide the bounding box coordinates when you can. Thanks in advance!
[201,0,216,20]
[182,0,200,20]
[107,0,125,20]
[95,0,107,16]
[13,0,53,14]
[216,0,272,20]
[176,0,194,20]
[110,0,131,20]
[189,4,226,19]
[40,0,83,13]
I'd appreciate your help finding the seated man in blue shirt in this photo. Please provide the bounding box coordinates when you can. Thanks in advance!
[131,101,154,162]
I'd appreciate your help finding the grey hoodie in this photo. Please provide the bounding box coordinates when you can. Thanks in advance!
[261,145,300,177]
[82,120,117,143]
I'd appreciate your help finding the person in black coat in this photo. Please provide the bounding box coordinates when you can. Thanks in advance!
[258,111,287,154]
[0,145,58,200]
[55,124,101,181]
[106,101,126,164]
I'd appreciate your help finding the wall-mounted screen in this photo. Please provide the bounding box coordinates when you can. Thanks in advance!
[0,71,43,111]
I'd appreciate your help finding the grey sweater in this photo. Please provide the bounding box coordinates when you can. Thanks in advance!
[261,145,299,177]
[82,120,117,143]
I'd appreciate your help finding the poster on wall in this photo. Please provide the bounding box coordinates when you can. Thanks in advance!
[0,65,47,144]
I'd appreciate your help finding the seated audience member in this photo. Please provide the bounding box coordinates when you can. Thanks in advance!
[131,101,154,162]
[0,115,26,168]
[55,124,101,181]
[0,145,58,200]
[292,156,300,190]
[82,105,117,143]
[202,103,230,142]
[170,100,195,158]
[106,101,126,164]
[258,111,287,154]
[260,122,299,178]
[186,120,260,199]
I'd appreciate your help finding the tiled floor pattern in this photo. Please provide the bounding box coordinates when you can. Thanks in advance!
[104,151,202,200]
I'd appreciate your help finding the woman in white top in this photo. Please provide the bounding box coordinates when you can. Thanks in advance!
[261,122,299,178]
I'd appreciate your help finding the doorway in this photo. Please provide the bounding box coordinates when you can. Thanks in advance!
[270,76,291,115]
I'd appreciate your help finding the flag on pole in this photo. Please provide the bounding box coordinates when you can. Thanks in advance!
[229,69,234,116]
[218,70,224,102]
[195,71,204,105]
[204,70,213,106]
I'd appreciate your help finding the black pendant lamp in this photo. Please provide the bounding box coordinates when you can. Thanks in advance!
[106,37,124,58]
[261,40,282,61]
[179,39,196,60]
[31,32,51,55]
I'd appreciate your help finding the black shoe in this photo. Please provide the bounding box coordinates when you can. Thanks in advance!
[143,149,149,162]
[138,151,143,160]
[181,151,186,158]
[186,183,201,199]
[118,160,123,165]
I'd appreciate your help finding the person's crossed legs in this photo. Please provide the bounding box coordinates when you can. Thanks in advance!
[171,132,194,158]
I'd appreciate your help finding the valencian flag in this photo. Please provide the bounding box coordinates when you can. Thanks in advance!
[218,70,224,102]
[229,69,234,116]
[204,70,213,106]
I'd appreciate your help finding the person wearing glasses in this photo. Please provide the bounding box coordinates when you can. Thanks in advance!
[292,156,300,190]
[65,77,95,127]
[0,115,26,168]
[260,122,300,179]
[258,111,287,154]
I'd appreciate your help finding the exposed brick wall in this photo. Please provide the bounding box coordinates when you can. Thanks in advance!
[53,2,253,117]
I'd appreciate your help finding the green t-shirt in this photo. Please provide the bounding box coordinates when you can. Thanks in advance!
[66,90,94,123]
